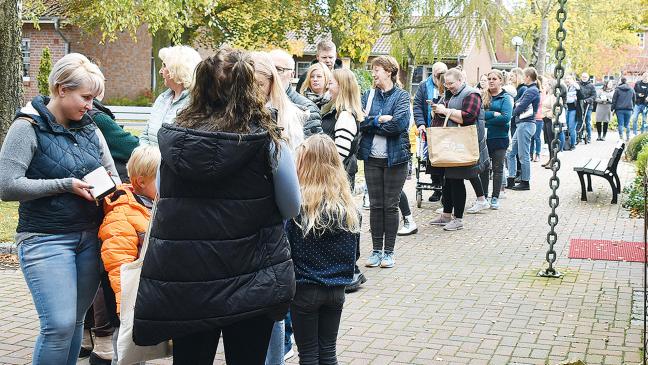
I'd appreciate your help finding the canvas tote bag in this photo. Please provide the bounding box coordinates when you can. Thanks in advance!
[426,113,479,168]
[116,198,172,364]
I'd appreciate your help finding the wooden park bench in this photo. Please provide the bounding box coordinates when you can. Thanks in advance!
[106,106,152,122]
[573,141,625,204]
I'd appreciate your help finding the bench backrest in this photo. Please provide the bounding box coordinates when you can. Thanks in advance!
[106,106,152,121]
[606,141,625,172]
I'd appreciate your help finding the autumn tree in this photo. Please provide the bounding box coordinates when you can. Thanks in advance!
[0,0,23,143]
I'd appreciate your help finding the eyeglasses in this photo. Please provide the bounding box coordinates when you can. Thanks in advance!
[275,66,294,74]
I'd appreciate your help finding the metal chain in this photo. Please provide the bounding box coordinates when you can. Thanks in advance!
[539,0,567,278]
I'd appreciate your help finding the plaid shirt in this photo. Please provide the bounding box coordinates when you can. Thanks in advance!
[432,91,482,126]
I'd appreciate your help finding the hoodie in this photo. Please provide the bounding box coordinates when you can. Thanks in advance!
[612,84,636,112]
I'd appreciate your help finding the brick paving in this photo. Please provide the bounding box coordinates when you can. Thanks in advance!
[0,135,645,365]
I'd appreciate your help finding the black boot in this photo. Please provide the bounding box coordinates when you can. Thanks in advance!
[428,190,442,202]
[506,177,516,189]
[511,180,530,191]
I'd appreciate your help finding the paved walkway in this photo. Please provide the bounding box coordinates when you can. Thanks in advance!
[0,135,644,365]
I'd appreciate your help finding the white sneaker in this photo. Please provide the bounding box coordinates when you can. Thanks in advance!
[284,348,295,361]
[362,193,370,210]
[397,215,418,235]
[499,189,507,199]
[443,218,464,231]
[466,199,490,214]
[435,207,444,214]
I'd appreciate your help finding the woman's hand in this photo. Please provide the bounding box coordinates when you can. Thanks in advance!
[494,112,501,117]
[433,104,448,116]
[72,178,95,201]
[378,115,393,123]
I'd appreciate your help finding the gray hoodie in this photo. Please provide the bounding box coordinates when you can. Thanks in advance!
[612,83,636,112]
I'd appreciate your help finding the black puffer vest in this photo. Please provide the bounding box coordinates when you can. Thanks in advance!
[133,123,295,346]
[16,96,103,233]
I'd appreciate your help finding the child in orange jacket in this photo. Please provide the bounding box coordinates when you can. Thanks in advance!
[98,145,160,364]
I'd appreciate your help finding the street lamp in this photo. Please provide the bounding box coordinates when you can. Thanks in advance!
[512,36,523,68]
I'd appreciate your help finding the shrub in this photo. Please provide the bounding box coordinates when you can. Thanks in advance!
[626,132,648,161]
[37,47,52,96]
[623,175,645,217]
[638,145,648,177]
[352,69,373,95]
[104,92,154,107]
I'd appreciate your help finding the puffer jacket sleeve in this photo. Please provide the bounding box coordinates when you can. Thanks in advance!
[374,91,411,136]
[486,94,513,128]
[100,208,140,313]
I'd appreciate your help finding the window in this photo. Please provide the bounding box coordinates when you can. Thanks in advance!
[21,39,30,79]
[296,61,311,78]
[638,33,645,48]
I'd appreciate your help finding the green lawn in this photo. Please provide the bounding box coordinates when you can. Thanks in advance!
[0,201,18,242]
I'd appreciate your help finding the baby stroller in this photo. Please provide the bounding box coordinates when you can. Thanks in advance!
[414,131,443,208]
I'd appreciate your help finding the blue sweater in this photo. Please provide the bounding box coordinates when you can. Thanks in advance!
[286,217,358,287]
[513,83,540,124]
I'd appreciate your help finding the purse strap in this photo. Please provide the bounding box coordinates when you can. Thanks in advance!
[138,194,159,260]
[364,89,375,116]
[442,112,452,127]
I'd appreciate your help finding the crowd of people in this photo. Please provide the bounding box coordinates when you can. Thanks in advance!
[0,37,644,365]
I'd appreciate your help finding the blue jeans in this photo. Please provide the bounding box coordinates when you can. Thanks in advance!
[581,107,593,141]
[617,110,632,140]
[265,320,285,365]
[284,312,293,354]
[631,104,648,135]
[567,109,577,146]
[530,120,543,155]
[507,122,536,182]
[18,230,101,365]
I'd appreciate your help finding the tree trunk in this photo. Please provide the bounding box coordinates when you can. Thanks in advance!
[536,16,550,75]
[0,0,23,144]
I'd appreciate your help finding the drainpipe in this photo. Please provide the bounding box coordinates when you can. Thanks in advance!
[53,17,70,54]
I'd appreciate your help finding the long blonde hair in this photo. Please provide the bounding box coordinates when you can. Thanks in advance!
[510,67,525,88]
[482,69,504,109]
[300,62,332,95]
[295,134,360,236]
[331,69,364,122]
[253,52,305,150]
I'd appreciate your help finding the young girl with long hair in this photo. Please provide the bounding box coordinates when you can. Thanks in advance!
[287,134,360,365]
[253,51,307,150]
[300,62,333,108]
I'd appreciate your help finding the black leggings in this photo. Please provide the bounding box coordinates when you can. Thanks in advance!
[365,158,408,252]
[172,315,274,365]
[469,176,485,198]
[595,122,608,137]
[399,191,411,217]
[442,178,467,219]
[479,148,506,198]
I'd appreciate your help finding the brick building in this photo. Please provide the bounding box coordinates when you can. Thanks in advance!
[21,2,153,103]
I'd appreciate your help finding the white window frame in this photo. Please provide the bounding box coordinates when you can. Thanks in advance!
[22,39,31,81]
[296,61,311,78]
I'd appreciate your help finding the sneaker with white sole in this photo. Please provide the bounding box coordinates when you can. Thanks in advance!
[430,214,452,226]
[466,199,490,214]
[362,193,370,210]
[490,197,500,210]
[380,251,395,268]
[284,349,295,361]
[397,215,418,236]
[435,207,444,214]
[365,250,383,267]
[443,218,464,231]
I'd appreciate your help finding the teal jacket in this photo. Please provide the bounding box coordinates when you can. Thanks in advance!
[484,91,513,140]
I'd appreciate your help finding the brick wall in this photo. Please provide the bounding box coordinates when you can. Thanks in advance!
[21,23,152,103]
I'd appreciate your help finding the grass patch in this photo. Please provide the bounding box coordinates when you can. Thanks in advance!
[0,201,18,242]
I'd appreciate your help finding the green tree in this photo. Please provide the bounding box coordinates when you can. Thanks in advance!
[37,47,52,96]
[506,0,644,76]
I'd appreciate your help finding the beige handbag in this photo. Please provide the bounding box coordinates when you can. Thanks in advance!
[426,113,479,167]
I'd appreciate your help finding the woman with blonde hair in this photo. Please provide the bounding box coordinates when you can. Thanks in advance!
[358,55,411,268]
[254,52,307,150]
[300,62,333,108]
[0,53,119,365]
[287,134,359,365]
[140,45,201,145]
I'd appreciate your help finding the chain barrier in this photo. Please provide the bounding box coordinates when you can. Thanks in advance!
[538,0,567,278]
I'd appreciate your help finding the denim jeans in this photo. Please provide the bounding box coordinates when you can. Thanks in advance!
[291,285,345,365]
[631,104,648,135]
[266,320,285,365]
[567,109,577,146]
[284,312,293,354]
[18,230,101,365]
[581,107,593,141]
[530,120,543,155]
[617,110,632,140]
[507,122,536,182]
